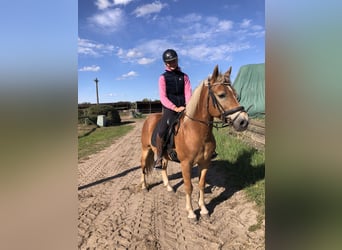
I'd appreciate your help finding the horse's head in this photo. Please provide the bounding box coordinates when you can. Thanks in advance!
[207,65,249,131]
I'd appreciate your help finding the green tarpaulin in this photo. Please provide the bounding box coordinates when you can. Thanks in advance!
[233,63,265,118]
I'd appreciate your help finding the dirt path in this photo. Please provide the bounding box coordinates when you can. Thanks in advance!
[78,119,265,249]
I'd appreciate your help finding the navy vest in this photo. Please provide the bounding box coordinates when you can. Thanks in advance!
[163,70,185,108]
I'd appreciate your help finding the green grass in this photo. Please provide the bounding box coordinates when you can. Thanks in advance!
[78,124,134,160]
[213,127,265,230]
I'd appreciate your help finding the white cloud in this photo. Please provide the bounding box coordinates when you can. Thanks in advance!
[126,49,143,58]
[117,48,124,57]
[89,8,125,32]
[178,13,202,23]
[117,48,143,63]
[79,65,101,72]
[133,1,166,17]
[238,20,265,38]
[78,37,115,56]
[251,24,263,31]
[138,57,155,65]
[95,0,112,10]
[95,0,133,10]
[114,0,133,5]
[206,16,219,26]
[182,31,211,41]
[184,43,250,62]
[137,39,174,58]
[117,39,173,65]
[117,71,138,80]
[240,19,252,28]
[124,71,138,77]
[247,29,265,38]
[217,20,233,31]
[179,16,234,42]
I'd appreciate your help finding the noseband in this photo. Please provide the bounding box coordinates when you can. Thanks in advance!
[185,81,246,128]
[207,83,245,126]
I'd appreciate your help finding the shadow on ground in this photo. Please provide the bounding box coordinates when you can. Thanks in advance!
[149,148,265,215]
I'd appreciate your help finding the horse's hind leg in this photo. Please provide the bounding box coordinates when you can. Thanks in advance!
[161,160,174,192]
[141,147,154,190]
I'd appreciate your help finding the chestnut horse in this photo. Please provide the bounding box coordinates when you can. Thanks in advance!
[140,65,249,219]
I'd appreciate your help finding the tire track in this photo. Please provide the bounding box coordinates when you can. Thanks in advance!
[78,120,145,249]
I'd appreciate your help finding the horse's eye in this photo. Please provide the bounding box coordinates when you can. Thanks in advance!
[217,93,226,99]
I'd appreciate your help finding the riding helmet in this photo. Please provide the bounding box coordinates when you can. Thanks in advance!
[162,49,178,62]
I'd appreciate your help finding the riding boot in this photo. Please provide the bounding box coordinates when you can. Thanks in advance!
[154,135,164,170]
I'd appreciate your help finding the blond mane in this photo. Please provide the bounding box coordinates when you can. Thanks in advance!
[185,79,207,118]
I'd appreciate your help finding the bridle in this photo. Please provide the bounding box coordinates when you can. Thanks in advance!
[185,80,246,128]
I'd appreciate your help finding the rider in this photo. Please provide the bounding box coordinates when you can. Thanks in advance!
[154,49,192,170]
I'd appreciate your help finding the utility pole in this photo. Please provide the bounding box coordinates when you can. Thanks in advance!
[149,99,151,114]
[94,78,99,105]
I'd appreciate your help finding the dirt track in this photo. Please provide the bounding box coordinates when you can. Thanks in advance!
[78,118,265,249]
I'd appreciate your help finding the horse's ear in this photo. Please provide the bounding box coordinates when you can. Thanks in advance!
[224,66,232,76]
[211,65,219,83]
[224,66,232,82]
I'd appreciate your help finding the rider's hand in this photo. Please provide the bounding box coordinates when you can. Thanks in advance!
[174,106,185,113]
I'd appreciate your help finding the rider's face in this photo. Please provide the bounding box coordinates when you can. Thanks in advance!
[166,59,178,70]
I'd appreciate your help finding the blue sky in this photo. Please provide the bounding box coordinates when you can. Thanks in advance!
[78,0,264,104]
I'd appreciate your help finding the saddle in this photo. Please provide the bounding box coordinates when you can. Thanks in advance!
[151,112,183,163]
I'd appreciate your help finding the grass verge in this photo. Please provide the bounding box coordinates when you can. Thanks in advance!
[214,126,265,231]
[78,123,134,160]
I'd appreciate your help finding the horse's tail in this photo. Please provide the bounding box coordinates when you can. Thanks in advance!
[141,147,155,175]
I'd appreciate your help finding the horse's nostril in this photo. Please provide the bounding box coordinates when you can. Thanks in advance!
[233,118,248,131]
[240,119,248,128]
[240,119,248,130]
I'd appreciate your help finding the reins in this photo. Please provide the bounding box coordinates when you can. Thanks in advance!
[184,114,231,129]
[184,80,247,129]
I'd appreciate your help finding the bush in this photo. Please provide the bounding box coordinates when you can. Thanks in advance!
[78,108,87,124]
[85,105,121,125]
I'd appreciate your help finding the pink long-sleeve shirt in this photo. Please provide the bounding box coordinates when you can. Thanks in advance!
[158,67,192,111]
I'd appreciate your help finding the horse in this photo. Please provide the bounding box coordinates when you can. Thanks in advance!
[140,65,249,219]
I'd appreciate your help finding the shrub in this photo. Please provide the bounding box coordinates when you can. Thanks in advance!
[78,108,87,124]
[106,110,121,126]
[86,105,121,125]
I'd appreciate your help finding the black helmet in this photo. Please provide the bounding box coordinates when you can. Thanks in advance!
[162,49,178,62]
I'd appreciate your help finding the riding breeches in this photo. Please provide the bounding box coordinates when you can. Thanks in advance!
[157,107,178,139]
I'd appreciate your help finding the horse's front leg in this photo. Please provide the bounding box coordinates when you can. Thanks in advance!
[161,159,173,192]
[198,165,209,216]
[181,162,196,219]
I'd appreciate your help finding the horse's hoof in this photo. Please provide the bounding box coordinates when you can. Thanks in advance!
[200,213,210,222]
[188,216,198,224]
[166,185,174,192]
[187,211,197,222]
